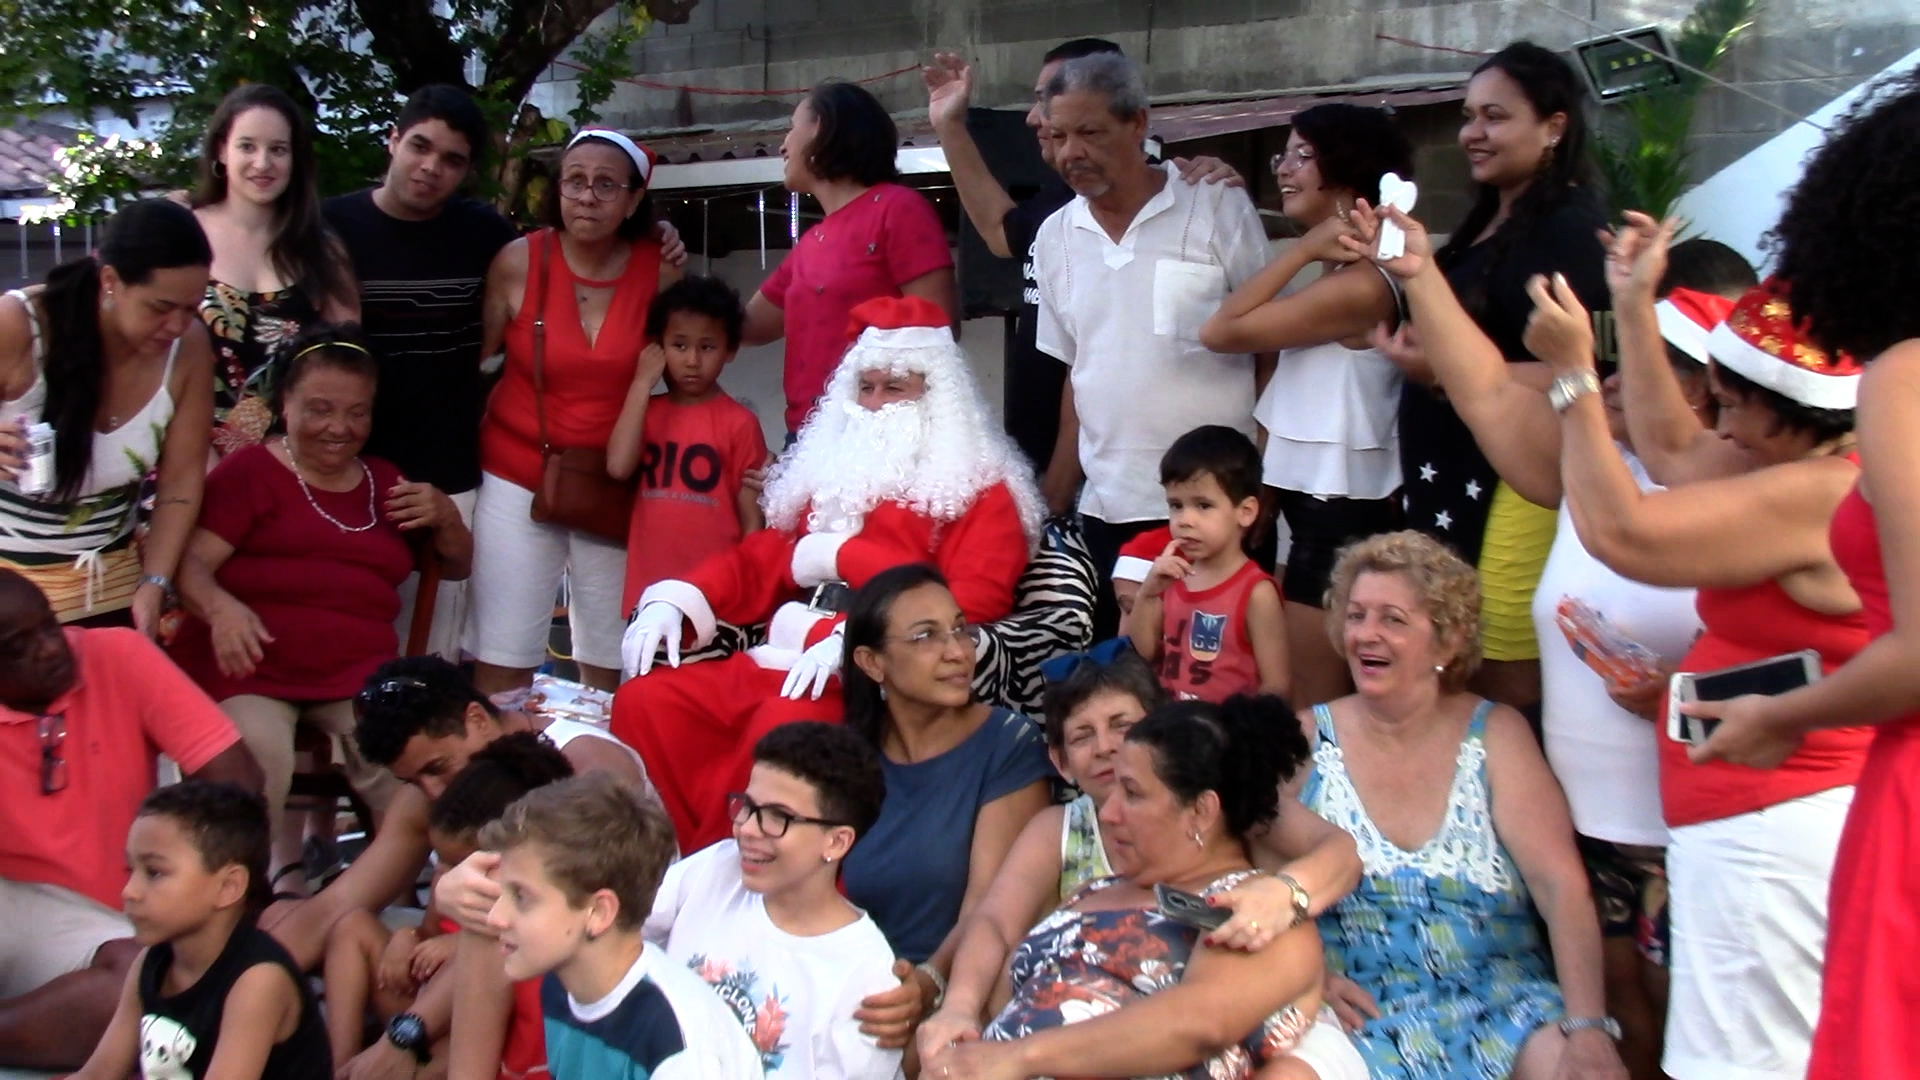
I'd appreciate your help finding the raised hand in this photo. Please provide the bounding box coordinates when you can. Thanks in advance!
[1601,211,1677,303]
[924,52,975,130]
[1523,273,1598,374]
[1340,198,1431,280]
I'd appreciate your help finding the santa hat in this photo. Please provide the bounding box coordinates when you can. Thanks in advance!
[838,296,958,376]
[1655,288,1736,365]
[1707,278,1861,410]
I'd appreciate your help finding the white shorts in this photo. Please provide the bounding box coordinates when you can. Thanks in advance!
[464,473,629,671]
[0,879,133,999]
[395,487,478,662]
[1664,785,1852,1080]
[1283,1011,1370,1080]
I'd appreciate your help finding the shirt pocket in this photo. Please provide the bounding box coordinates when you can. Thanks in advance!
[1152,259,1227,340]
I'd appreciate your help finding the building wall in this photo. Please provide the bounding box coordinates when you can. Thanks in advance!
[539,0,1919,184]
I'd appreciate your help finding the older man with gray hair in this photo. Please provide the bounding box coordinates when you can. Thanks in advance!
[1031,52,1275,639]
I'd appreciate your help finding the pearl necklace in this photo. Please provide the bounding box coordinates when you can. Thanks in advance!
[283,437,378,533]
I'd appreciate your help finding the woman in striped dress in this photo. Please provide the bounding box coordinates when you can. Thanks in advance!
[0,199,215,632]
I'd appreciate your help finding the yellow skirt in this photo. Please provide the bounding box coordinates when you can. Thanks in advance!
[1477,480,1557,662]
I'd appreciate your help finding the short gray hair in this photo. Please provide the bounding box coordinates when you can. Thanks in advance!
[1044,52,1149,122]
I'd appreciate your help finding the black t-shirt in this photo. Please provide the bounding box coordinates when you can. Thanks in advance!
[137,922,331,1080]
[1399,186,1611,563]
[323,188,519,494]
[1000,175,1077,471]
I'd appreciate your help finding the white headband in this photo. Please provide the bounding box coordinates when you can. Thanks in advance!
[566,129,652,190]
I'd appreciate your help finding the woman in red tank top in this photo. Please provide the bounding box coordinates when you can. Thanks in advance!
[1689,74,1920,1080]
[469,130,679,697]
[1527,265,1870,1080]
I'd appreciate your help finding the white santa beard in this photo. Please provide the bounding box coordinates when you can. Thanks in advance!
[765,400,933,535]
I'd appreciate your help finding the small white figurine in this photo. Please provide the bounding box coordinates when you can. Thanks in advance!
[1375,172,1420,260]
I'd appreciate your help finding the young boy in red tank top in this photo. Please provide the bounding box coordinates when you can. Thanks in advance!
[1127,426,1289,704]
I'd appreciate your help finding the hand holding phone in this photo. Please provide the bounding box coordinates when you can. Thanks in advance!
[1154,883,1229,932]
[1667,649,1821,747]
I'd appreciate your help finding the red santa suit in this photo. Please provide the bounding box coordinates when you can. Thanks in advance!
[612,297,1043,850]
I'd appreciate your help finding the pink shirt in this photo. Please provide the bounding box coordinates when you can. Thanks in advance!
[760,183,951,433]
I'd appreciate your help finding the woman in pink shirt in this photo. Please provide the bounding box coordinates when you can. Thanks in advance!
[743,81,957,439]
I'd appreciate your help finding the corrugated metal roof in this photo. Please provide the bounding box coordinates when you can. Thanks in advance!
[0,121,75,198]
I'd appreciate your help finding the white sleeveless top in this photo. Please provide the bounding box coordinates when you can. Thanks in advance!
[1251,265,1404,499]
[1,288,179,558]
[1531,447,1700,846]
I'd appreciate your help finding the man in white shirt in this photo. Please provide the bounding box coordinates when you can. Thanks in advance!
[1032,52,1274,639]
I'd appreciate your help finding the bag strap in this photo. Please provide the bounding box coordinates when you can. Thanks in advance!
[530,230,554,455]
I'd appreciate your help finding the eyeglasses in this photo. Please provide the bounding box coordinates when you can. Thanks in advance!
[38,713,66,796]
[889,624,983,651]
[355,676,432,719]
[726,793,846,838]
[559,176,635,202]
[1269,147,1316,173]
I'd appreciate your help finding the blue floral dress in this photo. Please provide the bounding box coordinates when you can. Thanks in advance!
[1302,701,1563,1079]
[983,871,1313,1079]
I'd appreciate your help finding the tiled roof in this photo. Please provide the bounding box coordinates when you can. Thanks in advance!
[0,121,77,198]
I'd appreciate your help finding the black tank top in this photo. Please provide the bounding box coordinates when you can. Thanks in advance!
[136,921,331,1080]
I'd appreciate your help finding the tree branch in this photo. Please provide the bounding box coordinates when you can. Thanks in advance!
[349,0,471,92]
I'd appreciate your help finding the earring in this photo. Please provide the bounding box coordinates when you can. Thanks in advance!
[878,686,888,702]
[823,854,835,864]
[583,927,600,943]
[1434,664,1446,674]
[1190,830,1204,850]
[213,161,227,179]
[101,290,115,313]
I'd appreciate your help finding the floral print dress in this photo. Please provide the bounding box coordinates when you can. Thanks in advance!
[984,871,1313,1079]
[1302,701,1563,1079]
[201,280,318,454]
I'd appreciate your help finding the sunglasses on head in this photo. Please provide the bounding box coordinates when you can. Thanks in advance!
[354,676,434,719]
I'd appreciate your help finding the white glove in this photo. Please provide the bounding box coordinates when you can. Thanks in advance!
[781,630,844,700]
[622,602,685,679]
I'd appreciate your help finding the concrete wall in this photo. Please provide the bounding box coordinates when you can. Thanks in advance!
[536,0,1920,185]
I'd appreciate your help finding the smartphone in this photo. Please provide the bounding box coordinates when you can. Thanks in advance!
[1154,883,1229,932]
[1666,649,1822,746]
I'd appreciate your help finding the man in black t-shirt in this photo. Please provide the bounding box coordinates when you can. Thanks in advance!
[924,42,1245,485]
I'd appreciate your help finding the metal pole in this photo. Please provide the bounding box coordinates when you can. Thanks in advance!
[702,197,711,276]
[51,222,61,264]
[17,223,26,282]
[84,221,93,254]
[788,191,799,242]
[757,189,766,270]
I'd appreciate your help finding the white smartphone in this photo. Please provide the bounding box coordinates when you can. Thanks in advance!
[1666,649,1823,746]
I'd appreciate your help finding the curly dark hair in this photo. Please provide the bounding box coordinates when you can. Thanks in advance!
[802,81,900,188]
[353,656,498,767]
[1769,68,1920,362]
[1041,651,1162,749]
[428,731,576,841]
[1288,103,1415,206]
[645,275,746,351]
[1124,694,1308,843]
[751,721,887,839]
[139,781,271,911]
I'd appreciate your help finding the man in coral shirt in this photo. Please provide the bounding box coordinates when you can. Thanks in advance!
[616,296,1043,851]
[0,569,261,1069]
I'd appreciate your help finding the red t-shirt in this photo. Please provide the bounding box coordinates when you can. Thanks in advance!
[170,445,415,703]
[1660,578,1875,827]
[481,230,665,490]
[0,628,240,909]
[759,183,952,434]
[622,392,768,614]
[1157,558,1270,703]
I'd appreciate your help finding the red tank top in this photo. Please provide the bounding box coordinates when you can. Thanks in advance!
[480,230,664,490]
[1156,558,1269,703]
[1661,573,1875,827]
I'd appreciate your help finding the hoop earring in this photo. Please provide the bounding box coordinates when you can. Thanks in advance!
[213,161,227,179]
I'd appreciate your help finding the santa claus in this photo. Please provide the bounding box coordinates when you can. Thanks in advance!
[613,295,1044,849]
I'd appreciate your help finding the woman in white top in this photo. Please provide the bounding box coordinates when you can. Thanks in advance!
[1201,104,1415,709]
[646,720,904,1080]
[0,198,216,632]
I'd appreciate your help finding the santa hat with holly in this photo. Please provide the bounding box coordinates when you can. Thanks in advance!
[1706,278,1861,410]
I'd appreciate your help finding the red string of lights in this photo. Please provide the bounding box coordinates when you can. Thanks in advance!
[549,58,922,97]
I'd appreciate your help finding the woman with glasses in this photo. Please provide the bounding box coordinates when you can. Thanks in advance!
[644,721,902,1079]
[835,564,1054,1035]
[1199,105,1414,708]
[468,129,680,697]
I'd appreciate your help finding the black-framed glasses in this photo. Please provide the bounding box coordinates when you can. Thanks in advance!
[726,793,846,839]
[355,676,432,719]
[559,176,635,202]
[38,713,66,796]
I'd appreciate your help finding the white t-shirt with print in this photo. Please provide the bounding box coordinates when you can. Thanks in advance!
[644,840,904,1080]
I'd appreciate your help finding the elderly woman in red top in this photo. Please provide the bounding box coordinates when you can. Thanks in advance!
[744,81,957,440]
[468,130,680,696]
[172,322,471,893]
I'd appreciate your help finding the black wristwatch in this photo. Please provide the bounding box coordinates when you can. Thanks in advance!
[386,1012,431,1063]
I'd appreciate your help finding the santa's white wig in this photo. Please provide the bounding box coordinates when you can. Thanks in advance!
[762,302,1045,550]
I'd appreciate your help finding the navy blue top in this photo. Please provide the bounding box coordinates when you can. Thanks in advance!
[841,707,1055,962]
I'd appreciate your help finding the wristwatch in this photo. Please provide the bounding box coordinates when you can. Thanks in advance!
[1548,370,1602,414]
[1559,1016,1623,1041]
[1273,872,1313,929]
[138,573,173,594]
[386,1012,432,1063]
[914,961,947,1013]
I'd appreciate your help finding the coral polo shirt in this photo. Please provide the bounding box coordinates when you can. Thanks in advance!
[759,183,952,434]
[0,628,241,910]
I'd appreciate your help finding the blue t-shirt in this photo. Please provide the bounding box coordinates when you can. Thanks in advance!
[841,708,1055,962]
